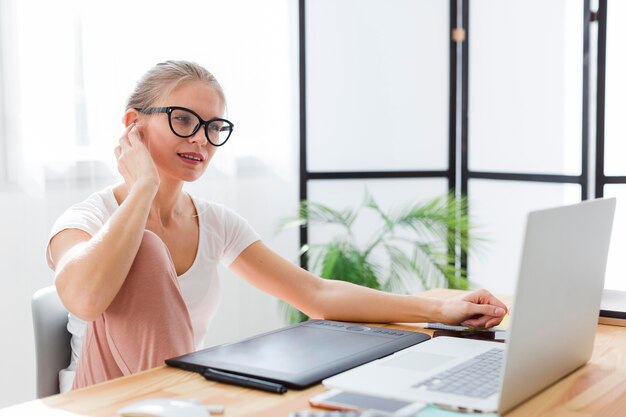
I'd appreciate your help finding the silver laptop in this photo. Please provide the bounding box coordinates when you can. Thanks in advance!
[324,198,616,414]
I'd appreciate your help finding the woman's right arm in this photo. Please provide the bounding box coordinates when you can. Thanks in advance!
[49,124,159,321]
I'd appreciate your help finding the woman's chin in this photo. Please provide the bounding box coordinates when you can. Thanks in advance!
[178,171,205,182]
[159,167,206,184]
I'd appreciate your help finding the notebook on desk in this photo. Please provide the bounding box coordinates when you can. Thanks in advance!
[166,320,430,390]
[324,198,616,414]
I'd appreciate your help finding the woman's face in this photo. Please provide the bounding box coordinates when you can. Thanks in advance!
[140,80,225,183]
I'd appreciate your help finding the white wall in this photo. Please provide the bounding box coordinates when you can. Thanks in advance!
[0,190,49,406]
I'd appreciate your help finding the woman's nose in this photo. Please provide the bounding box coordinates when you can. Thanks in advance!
[188,126,208,146]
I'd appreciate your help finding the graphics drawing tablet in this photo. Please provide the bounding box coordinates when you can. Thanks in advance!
[166,319,430,389]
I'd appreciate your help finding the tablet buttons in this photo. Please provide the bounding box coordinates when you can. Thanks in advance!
[346,326,371,332]
[372,329,404,336]
[311,321,346,328]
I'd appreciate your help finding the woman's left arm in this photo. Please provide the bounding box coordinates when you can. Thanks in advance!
[230,241,507,328]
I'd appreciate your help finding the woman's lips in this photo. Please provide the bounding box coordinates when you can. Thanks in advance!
[178,152,205,165]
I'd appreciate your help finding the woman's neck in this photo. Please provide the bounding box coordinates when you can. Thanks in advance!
[150,176,187,226]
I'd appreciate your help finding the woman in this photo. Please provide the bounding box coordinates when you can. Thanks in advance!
[46,60,507,392]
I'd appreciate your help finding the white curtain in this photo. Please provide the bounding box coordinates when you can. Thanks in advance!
[1,0,298,197]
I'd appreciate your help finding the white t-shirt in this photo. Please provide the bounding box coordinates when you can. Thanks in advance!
[46,186,260,393]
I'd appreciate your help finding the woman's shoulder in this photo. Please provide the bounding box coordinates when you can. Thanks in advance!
[48,185,118,244]
[189,194,250,227]
[68,185,118,215]
[191,195,230,219]
[189,194,260,261]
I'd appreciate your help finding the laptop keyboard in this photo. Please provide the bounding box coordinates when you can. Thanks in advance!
[413,348,504,398]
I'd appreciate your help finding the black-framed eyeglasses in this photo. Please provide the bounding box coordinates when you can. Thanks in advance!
[136,106,234,147]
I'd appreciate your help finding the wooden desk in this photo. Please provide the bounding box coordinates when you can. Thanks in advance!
[4,289,626,416]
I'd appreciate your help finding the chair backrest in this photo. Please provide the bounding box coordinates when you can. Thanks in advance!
[31,285,71,398]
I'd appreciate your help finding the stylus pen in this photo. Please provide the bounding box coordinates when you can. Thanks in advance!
[203,368,288,394]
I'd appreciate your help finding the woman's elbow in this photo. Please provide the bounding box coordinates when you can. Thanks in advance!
[56,277,105,322]
[72,299,104,322]
[62,291,104,321]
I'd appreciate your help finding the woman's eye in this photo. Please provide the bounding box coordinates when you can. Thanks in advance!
[174,116,192,125]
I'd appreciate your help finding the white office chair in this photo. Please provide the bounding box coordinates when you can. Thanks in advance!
[31,285,71,398]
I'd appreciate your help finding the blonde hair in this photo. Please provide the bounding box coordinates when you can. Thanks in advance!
[125,60,225,111]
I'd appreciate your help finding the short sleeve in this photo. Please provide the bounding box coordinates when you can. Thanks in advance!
[218,206,261,267]
[45,190,114,270]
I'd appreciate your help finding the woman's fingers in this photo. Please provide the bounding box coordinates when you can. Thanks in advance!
[114,122,159,192]
[484,316,505,328]
[127,125,140,146]
[119,137,132,153]
[119,123,138,152]
[462,289,508,312]
[462,316,491,328]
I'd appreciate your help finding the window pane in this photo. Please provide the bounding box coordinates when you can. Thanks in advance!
[604,2,626,176]
[469,0,583,175]
[468,180,580,294]
[603,185,626,291]
[307,179,449,292]
[306,0,449,172]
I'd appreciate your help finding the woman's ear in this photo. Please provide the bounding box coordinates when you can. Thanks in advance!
[122,109,140,127]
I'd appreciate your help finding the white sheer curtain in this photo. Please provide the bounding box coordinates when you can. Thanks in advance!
[0,0,298,196]
[1,0,98,195]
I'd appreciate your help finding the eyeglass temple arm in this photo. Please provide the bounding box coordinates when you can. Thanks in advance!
[135,107,169,114]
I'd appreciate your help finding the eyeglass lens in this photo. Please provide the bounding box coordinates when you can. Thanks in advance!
[170,108,231,145]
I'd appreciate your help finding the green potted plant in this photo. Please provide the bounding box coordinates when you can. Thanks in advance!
[279,191,479,324]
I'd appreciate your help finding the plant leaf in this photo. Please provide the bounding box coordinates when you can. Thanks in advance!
[320,242,381,290]
[364,191,393,231]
